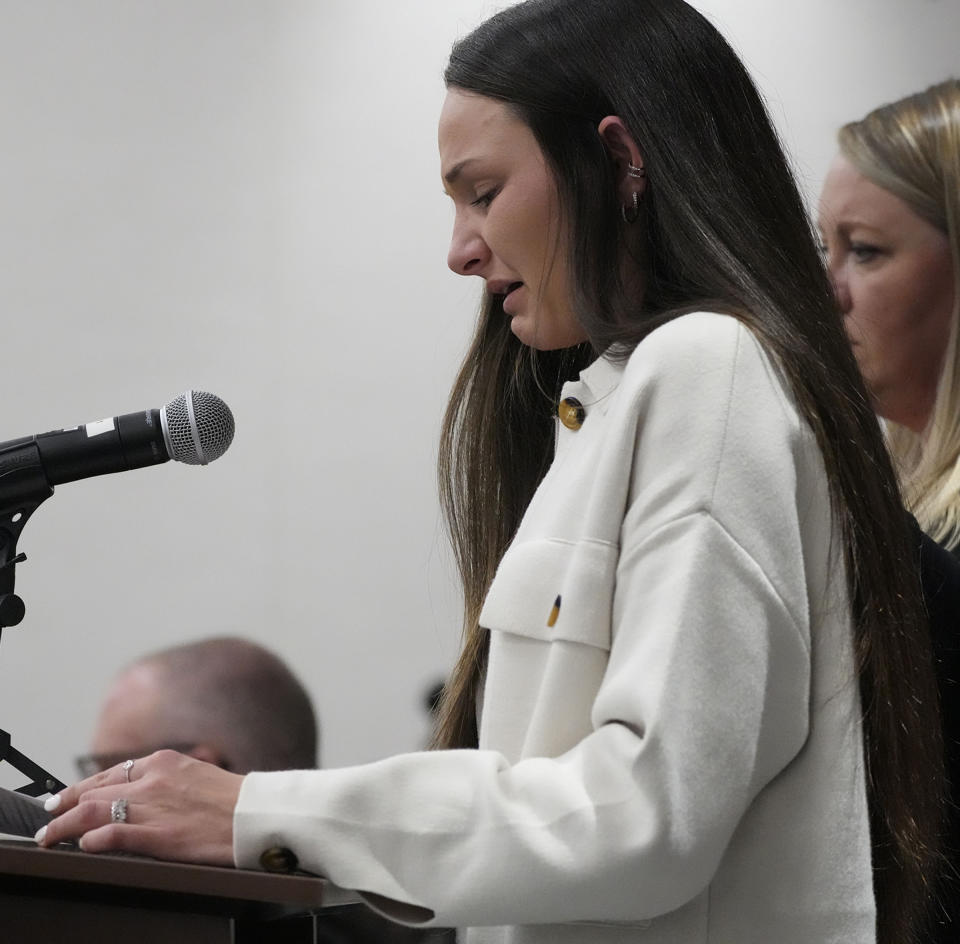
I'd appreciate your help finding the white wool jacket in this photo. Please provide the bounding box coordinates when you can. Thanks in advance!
[234,312,875,943]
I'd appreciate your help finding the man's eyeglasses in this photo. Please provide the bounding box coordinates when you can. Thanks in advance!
[74,743,199,779]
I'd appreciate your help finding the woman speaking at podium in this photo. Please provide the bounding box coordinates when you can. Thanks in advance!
[37,1,946,941]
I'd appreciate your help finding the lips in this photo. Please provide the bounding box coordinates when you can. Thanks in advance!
[501,281,524,314]
[488,278,522,295]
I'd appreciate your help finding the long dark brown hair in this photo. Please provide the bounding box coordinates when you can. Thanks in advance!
[433,1,944,939]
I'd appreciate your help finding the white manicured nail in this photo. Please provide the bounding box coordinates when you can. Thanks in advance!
[34,825,46,844]
[44,794,61,812]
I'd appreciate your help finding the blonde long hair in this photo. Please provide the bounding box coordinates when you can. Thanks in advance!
[839,79,960,547]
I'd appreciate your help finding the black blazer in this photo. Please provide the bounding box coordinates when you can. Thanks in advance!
[915,518,960,939]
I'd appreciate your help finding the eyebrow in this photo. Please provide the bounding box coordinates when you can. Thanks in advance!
[826,217,886,236]
[443,158,477,186]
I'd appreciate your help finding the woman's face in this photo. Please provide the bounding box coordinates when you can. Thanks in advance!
[439,89,587,350]
[818,153,955,432]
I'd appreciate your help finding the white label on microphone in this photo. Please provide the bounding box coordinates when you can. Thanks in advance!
[85,418,116,438]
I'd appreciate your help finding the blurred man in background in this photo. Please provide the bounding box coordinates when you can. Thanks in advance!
[76,635,318,777]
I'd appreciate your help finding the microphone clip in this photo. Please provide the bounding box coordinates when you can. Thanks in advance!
[0,440,54,629]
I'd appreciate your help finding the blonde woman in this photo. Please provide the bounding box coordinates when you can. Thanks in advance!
[819,79,960,549]
[819,78,960,944]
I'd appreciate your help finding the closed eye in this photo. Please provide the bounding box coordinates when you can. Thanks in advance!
[471,187,500,209]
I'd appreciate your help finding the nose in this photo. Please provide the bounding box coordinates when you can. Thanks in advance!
[447,216,489,276]
[830,267,852,315]
[821,248,851,315]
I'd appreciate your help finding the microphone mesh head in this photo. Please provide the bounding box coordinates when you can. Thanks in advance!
[162,390,235,465]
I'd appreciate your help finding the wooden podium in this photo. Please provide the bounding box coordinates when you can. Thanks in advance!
[0,837,350,943]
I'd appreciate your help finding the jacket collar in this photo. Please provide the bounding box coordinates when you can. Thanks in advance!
[563,349,625,408]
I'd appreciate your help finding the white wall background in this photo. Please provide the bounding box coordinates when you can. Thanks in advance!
[0,0,956,789]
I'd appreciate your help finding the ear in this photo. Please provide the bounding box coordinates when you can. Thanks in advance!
[598,116,646,203]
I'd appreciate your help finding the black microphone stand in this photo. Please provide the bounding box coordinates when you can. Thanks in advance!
[0,441,66,796]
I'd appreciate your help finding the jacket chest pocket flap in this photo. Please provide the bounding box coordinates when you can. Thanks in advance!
[479,538,618,650]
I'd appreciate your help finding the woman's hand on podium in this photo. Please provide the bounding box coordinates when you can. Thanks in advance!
[33,749,243,866]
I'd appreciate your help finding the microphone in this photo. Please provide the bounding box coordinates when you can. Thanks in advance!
[0,390,235,493]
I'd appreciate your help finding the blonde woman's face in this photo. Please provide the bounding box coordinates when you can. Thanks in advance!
[439,89,587,351]
[818,154,955,432]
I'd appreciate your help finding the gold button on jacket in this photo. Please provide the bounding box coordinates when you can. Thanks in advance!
[260,846,299,873]
[558,397,585,430]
